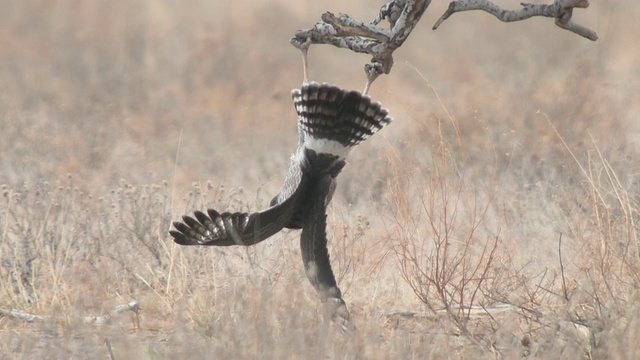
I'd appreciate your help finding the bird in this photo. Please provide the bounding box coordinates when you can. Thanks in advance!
[170,81,392,328]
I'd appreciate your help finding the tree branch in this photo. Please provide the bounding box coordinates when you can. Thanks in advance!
[433,0,598,41]
[291,0,597,87]
[0,301,141,327]
[291,0,433,80]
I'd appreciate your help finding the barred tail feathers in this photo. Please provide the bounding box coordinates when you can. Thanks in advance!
[292,82,392,159]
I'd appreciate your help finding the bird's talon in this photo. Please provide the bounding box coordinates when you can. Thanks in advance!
[363,63,384,95]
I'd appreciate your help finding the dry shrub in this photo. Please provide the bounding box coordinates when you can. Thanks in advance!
[384,121,501,351]
[383,112,640,357]
[0,177,172,310]
[1,0,639,358]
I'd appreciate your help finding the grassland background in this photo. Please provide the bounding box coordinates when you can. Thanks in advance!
[1,0,638,358]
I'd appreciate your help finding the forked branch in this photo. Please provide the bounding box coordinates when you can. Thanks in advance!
[291,0,432,89]
[434,0,598,41]
[291,0,597,88]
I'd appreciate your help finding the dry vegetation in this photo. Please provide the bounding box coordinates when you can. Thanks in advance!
[1,0,638,358]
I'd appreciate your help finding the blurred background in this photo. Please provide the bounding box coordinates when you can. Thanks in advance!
[0,1,638,357]
[1,0,634,193]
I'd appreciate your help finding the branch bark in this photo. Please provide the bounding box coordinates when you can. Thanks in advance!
[291,0,432,79]
[291,0,597,84]
[433,0,597,41]
[0,300,141,327]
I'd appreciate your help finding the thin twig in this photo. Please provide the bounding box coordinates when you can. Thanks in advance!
[558,233,569,301]
[105,338,116,360]
[0,300,141,326]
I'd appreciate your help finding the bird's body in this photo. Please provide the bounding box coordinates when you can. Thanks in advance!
[170,82,392,326]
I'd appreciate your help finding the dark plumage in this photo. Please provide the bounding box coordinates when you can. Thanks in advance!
[170,82,392,325]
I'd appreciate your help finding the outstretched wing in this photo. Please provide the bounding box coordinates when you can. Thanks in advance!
[170,174,309,246]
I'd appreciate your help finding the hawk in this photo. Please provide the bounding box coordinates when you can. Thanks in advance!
[170,82,392,327]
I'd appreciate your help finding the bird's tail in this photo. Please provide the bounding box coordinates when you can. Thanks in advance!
[292,82,392,159]
[269,82,393,214]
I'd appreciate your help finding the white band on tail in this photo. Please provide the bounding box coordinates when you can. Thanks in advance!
[305,137,351,159]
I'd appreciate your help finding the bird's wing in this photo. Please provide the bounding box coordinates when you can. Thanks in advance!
[170,174,309,246]
[299,175,342,301]
[269,152,305,229]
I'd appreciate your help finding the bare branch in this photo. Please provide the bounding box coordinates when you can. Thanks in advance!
[292,0,597,89]
[291,0,432,87]
[322,12,391,43]
[433,0,598,41]
[0,301,141,327]
[0,309,45,322]
[84,300,141,326]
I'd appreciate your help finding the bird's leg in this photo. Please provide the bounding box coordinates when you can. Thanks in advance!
[291,36,312,83]
[301,41,311,84]
[363,63,384,95]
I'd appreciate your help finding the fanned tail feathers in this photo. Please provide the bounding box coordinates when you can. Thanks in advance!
[292,82,392,159]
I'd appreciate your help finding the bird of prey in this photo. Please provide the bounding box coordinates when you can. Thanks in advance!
[170,81,392,327]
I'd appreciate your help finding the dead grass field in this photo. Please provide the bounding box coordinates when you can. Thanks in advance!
[1,0,639,358]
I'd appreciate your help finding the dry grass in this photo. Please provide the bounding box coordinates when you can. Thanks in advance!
[1,0,639,358]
